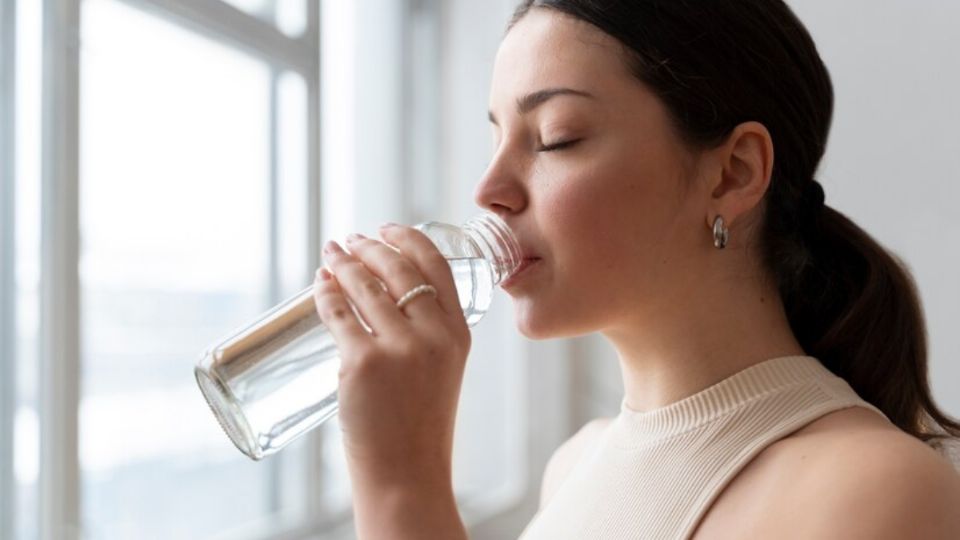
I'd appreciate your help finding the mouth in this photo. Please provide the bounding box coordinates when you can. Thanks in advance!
[502,257,542,289]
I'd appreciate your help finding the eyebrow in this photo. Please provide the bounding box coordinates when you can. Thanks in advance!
[487,87,595,125]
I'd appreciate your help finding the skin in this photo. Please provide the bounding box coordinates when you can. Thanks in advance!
[313,7,960,539]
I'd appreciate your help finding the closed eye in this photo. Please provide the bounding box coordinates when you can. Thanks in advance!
[538,138,582,152]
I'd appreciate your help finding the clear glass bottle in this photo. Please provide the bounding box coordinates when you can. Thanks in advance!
[194,212,521,460]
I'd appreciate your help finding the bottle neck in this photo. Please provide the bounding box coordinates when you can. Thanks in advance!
[462,213,522,285]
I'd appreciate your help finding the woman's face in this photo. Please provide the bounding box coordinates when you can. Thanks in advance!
[476,8,713,339]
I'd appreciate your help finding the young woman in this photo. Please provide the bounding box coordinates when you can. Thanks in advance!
[312,1,960,538]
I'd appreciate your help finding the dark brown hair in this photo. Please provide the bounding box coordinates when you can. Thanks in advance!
[510,0,959,442]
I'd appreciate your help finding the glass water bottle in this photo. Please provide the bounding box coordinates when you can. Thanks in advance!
[194,212,521,460]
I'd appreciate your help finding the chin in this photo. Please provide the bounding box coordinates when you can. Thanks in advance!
[516,321,553,340]
[513,303,553,339]
[513,302,593,340]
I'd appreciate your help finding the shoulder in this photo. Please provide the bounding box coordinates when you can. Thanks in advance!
[789,414,960,539]
[539,417,613,510]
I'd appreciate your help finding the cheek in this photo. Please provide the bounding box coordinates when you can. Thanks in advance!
[543,181,607,227]
[542,138,663,224]
[539,176,641,297]
[537,157,677,310]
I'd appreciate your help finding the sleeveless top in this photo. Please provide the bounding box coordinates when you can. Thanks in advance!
[518,355,887,540]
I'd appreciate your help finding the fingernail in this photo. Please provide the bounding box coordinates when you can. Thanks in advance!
[379,222,400,231]
[323,240,343,254]
[316,267,332,281]
[345,232,366,243]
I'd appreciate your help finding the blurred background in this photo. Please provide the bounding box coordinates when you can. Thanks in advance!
[0,0,957,538]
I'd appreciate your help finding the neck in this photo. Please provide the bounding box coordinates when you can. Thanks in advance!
[603,271,806,413]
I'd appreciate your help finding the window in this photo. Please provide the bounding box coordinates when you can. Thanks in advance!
[5,0,323,538]
[80,1,299,537]
[2,1,559,538]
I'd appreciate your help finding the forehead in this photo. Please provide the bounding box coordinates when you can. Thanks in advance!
[491,9,633,105]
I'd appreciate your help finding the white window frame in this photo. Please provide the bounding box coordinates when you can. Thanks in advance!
[1,1,19,539]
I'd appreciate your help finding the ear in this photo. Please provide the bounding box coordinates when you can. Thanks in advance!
[703,121,774,230]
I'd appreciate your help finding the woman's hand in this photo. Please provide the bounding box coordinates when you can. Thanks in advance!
[313,223,470,538]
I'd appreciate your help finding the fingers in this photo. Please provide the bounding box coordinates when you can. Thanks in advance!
[313,267,374,348]
[321,240,408,337]
[377,224,463,318]
[343,233,445,323]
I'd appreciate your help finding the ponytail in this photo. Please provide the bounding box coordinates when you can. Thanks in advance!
[780,203,960,442]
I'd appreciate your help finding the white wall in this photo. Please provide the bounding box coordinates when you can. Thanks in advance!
[788,0,960,417]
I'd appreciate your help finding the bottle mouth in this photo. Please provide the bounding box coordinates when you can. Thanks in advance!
[463,212,522,284]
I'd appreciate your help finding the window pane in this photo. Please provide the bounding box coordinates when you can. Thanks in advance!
[79,1,298,537]
[275,0,307,37]
[319,418,352,514]
[13,0,43,538]
[222,0,307,37]
[277,70,309,297]
[221,0,270,15]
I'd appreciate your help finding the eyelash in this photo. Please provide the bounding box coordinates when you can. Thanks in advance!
[538,138,582,152]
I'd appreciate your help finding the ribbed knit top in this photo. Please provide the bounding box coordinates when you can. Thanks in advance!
[519,355,886,540]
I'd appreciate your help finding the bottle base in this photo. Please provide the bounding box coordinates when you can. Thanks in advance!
[194,366,263,460]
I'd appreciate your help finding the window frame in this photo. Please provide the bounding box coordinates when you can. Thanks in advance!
[1,0,19,538]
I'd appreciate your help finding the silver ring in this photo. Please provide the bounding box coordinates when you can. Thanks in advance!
[395,284,438,311]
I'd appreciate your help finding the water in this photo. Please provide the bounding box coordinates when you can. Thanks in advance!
[197,257,494,459]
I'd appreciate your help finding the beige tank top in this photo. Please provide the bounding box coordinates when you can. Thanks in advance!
[519,355,886,540]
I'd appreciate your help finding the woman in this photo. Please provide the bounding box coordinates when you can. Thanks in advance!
[313,1,960,538]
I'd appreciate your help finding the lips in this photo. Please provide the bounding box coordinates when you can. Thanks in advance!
[502,256,541,289]
[516,257,540,273]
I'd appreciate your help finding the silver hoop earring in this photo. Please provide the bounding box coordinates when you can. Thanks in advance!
[713,215,729,249]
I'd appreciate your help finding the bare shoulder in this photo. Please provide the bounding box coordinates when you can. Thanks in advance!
[695,407,960,539]
[787,408,960,539]
[539,417,613,510]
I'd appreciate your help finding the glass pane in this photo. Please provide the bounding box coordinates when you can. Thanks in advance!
[320,0,355,243]
[319,418,352,514]
[221,0,270,15]
[222,0,308,38]
[277,70,309,296]
[79,1,299,537]
[275,0,308,38]
[316,0,355,517]
[13,0,43,539]
[273,68,313,518]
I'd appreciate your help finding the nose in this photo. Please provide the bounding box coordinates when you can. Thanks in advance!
[473,149,527,216]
